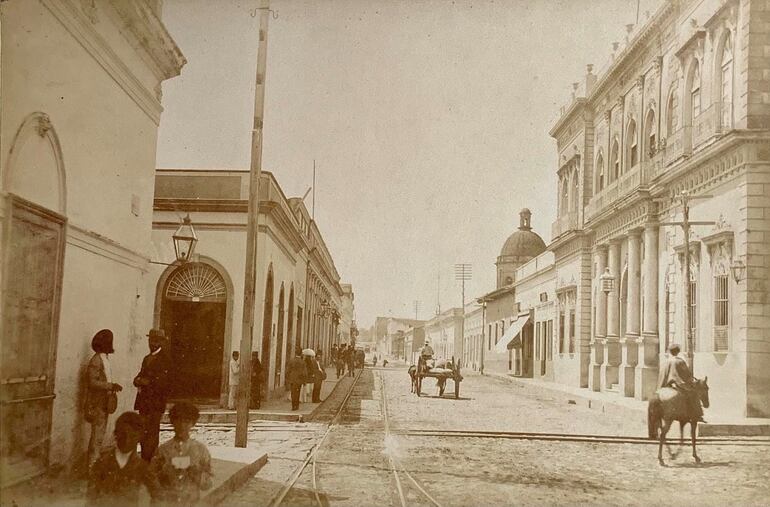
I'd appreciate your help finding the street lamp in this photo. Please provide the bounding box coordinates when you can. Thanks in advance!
[730,258,746,283]
[172,214,198,262]
[150,214,198,266]
[599,267,615,294]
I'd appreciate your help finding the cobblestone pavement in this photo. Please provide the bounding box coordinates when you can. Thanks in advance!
[221,366,770,507]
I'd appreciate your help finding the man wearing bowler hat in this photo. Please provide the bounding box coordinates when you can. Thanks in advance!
[133,328,172,461]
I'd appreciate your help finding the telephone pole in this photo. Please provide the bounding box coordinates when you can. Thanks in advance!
[659,191,714,372]
[413,300,421,320]
[235,0,270,448]
[454,263,472,365]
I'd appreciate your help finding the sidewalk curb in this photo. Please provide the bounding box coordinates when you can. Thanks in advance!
[202,447,268,507]
[483,371,770,437]
[305,367,362,422]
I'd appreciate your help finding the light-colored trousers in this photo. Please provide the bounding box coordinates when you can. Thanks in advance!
[87,409,108,469]
[228,384,239,409]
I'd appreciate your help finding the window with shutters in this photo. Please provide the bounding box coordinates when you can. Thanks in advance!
[720,33,733,129]
[569,310,576,353]
[559,312,565,353]
[713,272,729,351]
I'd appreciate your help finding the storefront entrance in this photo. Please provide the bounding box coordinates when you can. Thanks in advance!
[160,262,228,402]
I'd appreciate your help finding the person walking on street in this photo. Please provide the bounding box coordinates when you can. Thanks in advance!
[335,344,346,378]
[85,329,123,470]
[345,346,355,377]
[227,351,240,410]
[330,344,338,366]
[250,352,263,409]
[312,353,325,403]
[133,328,171,462]
[303,352,316,402]
[285,349,307,411]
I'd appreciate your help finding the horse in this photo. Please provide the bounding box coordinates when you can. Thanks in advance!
[408,365,418,394]
[647,377,709,465]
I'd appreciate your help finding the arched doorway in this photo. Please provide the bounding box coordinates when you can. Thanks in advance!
[274,284,285,388]
[160,262,227,401]
[261,266,274,387]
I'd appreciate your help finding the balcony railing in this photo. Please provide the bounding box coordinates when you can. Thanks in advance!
[641,150,664,183]
[693,106,719,149]
[551,211,579,238]
[663,126,692,166]
[616,164,644,200]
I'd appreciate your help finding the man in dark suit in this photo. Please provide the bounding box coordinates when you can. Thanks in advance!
[133,328,171,461]
[285,349,307,411]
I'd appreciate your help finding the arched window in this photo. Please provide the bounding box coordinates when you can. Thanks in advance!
[665,89,676,138]
[688,60,701,126]
[643,109,656,160]
[719,33,734,129]
[572,171,579,213]
[610,138,620,181]
[560,179,569,214]
[626,119,638,169]
[595,152,604,192]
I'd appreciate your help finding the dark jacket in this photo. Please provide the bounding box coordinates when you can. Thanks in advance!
[285,356,307,385]
[304,357,316,383]
[658,355,694,391]
[87,449,149,507]
[133,349,171,414]
[85,353,112,420]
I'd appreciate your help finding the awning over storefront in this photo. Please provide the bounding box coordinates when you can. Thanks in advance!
[494,314,530,354]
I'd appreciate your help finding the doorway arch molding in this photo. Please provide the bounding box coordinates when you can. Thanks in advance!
[153,255,235,406]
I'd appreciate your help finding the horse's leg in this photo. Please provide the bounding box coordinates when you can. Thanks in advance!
[658,419,671,465]
[691,421,700,463]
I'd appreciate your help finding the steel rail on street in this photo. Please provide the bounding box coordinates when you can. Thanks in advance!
[267,368,365,507]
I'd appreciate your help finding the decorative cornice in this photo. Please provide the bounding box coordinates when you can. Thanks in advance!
[42,0,168,124]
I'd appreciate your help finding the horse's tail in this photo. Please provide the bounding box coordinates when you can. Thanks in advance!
[648,397,661,440]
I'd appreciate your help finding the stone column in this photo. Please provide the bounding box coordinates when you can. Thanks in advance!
[637,223,660,400]
[621,230,641,397]
[590,245,607,391]
[602,240,621,391]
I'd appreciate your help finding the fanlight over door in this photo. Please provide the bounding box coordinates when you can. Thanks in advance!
[165,262,226,303]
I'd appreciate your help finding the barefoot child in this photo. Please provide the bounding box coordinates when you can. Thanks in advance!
[148,402,213,506]
[87,411,148,507]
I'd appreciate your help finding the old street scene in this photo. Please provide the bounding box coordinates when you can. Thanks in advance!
[1,0,769,506]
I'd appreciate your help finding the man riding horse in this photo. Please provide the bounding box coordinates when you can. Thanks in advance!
[657,343,705,423]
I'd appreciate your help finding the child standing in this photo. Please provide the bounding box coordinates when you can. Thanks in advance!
[148,402,213,506]
[87,411,148,507]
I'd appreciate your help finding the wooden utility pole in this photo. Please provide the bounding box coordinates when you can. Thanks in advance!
[659,191,713,373]
[236,0,270,448]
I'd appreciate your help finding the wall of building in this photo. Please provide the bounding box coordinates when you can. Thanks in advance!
[0,0,184,473]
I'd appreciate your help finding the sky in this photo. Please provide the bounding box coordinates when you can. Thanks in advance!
[157,0,662,329]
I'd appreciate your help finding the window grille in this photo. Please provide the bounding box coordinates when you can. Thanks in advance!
[559,313,565,353]
[569,310,576,353]
[713,274,729,351]
[535,322,541,360]
[547,320,553,360]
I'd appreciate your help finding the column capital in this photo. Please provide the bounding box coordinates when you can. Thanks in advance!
[627,227,643,238]
[644,222,659,232]
[593,243,609,254]
[608,237,623,246]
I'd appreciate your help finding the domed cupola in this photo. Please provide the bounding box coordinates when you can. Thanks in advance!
[496,209,546,288]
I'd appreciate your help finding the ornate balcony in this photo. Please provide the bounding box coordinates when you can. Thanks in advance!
[551,211,579,238]
[693,106,719,149]
[663,126,692,166]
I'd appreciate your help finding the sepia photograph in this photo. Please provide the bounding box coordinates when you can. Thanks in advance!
[1,0,769,505]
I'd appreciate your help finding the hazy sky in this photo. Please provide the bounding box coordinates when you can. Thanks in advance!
[157,0,662,328]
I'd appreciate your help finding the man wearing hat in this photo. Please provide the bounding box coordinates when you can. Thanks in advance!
[658,343,705,422]
[133,328,172,461]
[419,340,435,362]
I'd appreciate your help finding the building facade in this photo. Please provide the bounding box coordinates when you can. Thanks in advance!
[423,308,464,362]
[548,0,770,418]
[150,169,348,404]
[0,0,184,484]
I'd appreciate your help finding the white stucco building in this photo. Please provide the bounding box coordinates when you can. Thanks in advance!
[0,0,184,485]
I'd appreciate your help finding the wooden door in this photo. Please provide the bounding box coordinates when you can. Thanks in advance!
[1,196,65,487]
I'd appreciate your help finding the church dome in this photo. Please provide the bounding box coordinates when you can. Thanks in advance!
[499,209,546,259]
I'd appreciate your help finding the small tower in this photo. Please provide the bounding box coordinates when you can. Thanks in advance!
[495,208,546,288]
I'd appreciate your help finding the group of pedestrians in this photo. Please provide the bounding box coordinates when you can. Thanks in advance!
[83,328,212,506]
[330,343,359,379]
[285,348,326,411]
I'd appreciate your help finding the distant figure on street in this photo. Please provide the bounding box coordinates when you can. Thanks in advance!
[87,411,148,507]
[312,353,325,403]
[330,344,338,366]
[355,348,365,369]
[336,344,346,378]
[658,343,705,422]
[250,352,263,409]
[85,329,123,470]
[372,354,378,366]
[285,349,307,411]
[148,402,213,506]
[133,328,171,462]
[345,347,355,377]
[303,352,316,402]
[228,351,240,410]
